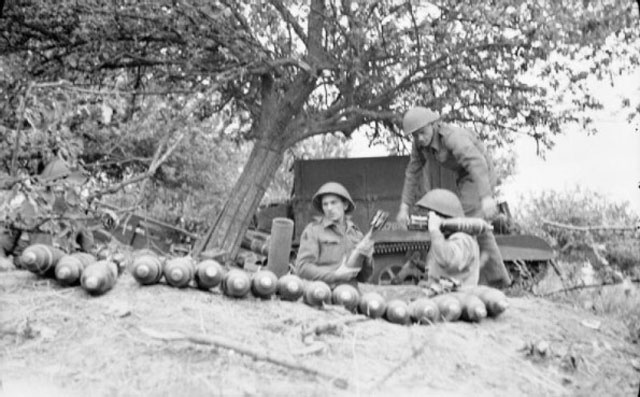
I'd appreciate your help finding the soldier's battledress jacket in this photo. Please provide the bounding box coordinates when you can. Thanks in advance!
[295,216,372,285]
[426,228,480,287]
[401,123,495,216]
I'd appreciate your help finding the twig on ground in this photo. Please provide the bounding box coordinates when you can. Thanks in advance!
[137,326,349,389]
[301,314,370,340]
[371,337,430,390]
[538,278,640,297]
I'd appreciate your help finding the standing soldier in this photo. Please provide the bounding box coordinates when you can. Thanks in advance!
[295,182,374,286]
[396,107,511,287]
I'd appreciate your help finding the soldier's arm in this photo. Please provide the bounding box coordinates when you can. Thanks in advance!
[295,226,340,283]
[447,133,492,199]
[401,141,428,206]
[427,230,476,272]
[355,256,373,282]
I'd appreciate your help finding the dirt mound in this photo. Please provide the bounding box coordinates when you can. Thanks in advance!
[1,270,638,397]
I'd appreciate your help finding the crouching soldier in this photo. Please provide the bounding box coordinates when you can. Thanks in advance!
[295,182,374,286]
[417,189,480,287]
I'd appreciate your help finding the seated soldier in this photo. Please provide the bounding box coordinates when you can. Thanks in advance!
[295,182,374,286]
[416,189,480,287]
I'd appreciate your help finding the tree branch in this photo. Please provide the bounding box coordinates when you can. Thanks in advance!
[267,0,309,47]
[87,131,185,202]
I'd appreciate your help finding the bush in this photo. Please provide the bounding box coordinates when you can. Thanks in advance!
[513,186,639,276]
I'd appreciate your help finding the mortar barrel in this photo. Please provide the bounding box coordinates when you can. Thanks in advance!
[266,218,294,278]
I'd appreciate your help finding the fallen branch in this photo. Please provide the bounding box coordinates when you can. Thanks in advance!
[138,326,348,389]
[542,219,638,233]
[301,314,370,339]
[537,278,640,297]
[371,337,430,390]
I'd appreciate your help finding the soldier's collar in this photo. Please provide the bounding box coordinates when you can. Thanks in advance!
[320,215,354,229]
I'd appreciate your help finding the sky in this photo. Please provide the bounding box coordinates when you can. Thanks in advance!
[349,71,640,215]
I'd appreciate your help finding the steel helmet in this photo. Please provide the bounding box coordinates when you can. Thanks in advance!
[415,189,465,218]
[402,107,440,136]
[312,182,356,214]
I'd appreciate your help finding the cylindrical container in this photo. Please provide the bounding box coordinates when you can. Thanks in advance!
[80,260,118,295]
[441,218,493,235]
[303,281,332,307]
[195,259,224,290]
[266,218,294,278]
[276,274,304,301]
[331,284,360,312]
[358,292,387,319]
[131,251,164,285]
[163,257,195,288]
[385,299,410,325]
[463,285,509,318]
[55,252,96,286]
[222,269,251,298]
[451,292,488,323]
[431,294,462,322]
[20,244,65,276]
[409,298,440,325]
[251,269,278,299]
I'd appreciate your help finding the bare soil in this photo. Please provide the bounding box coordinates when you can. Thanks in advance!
[1,268,638,397]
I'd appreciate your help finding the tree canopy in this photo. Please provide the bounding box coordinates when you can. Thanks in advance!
[1,0,638,258]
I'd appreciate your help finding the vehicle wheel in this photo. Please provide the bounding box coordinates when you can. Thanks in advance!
[370,252,424,285]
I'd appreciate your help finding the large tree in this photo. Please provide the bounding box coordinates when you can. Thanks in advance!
[1,0,638,259]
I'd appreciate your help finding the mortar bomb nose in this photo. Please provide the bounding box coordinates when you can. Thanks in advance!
[204,266,218,278]
[84,276,99,290]
[170,269,184,281]
[135,265,150,278]
[260,277,273,288]
[287,281,299,292]
[56,267,71,280]
[233,278,247,289]
[22,251,37,265]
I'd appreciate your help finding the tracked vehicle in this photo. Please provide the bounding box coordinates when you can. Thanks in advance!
[251,155,555,287]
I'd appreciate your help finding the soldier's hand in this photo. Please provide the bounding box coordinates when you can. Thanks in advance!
[427,211,442,232]
[481,196,498,219]
[355,236,374,258]
[334,258,361,281]
[396,203,410,229]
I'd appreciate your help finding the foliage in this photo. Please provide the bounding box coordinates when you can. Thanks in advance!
[514,186,639,275]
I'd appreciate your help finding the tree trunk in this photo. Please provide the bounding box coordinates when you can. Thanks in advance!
[196,137,284,261]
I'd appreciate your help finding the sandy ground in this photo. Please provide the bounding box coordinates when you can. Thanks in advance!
[1,269,639,397]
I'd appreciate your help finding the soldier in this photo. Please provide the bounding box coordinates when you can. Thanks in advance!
[396,107,511,287]
[416,189,480,287]
[295,182,374,286]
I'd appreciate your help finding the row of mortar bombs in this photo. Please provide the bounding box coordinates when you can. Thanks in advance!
[131,250,508,324]
[356,286,509,325]
[19,243,121,295]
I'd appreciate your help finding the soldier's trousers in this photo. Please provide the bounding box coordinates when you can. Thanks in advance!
[457,174,512,287]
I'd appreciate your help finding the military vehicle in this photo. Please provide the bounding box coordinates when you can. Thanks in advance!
[250,155,555,288]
